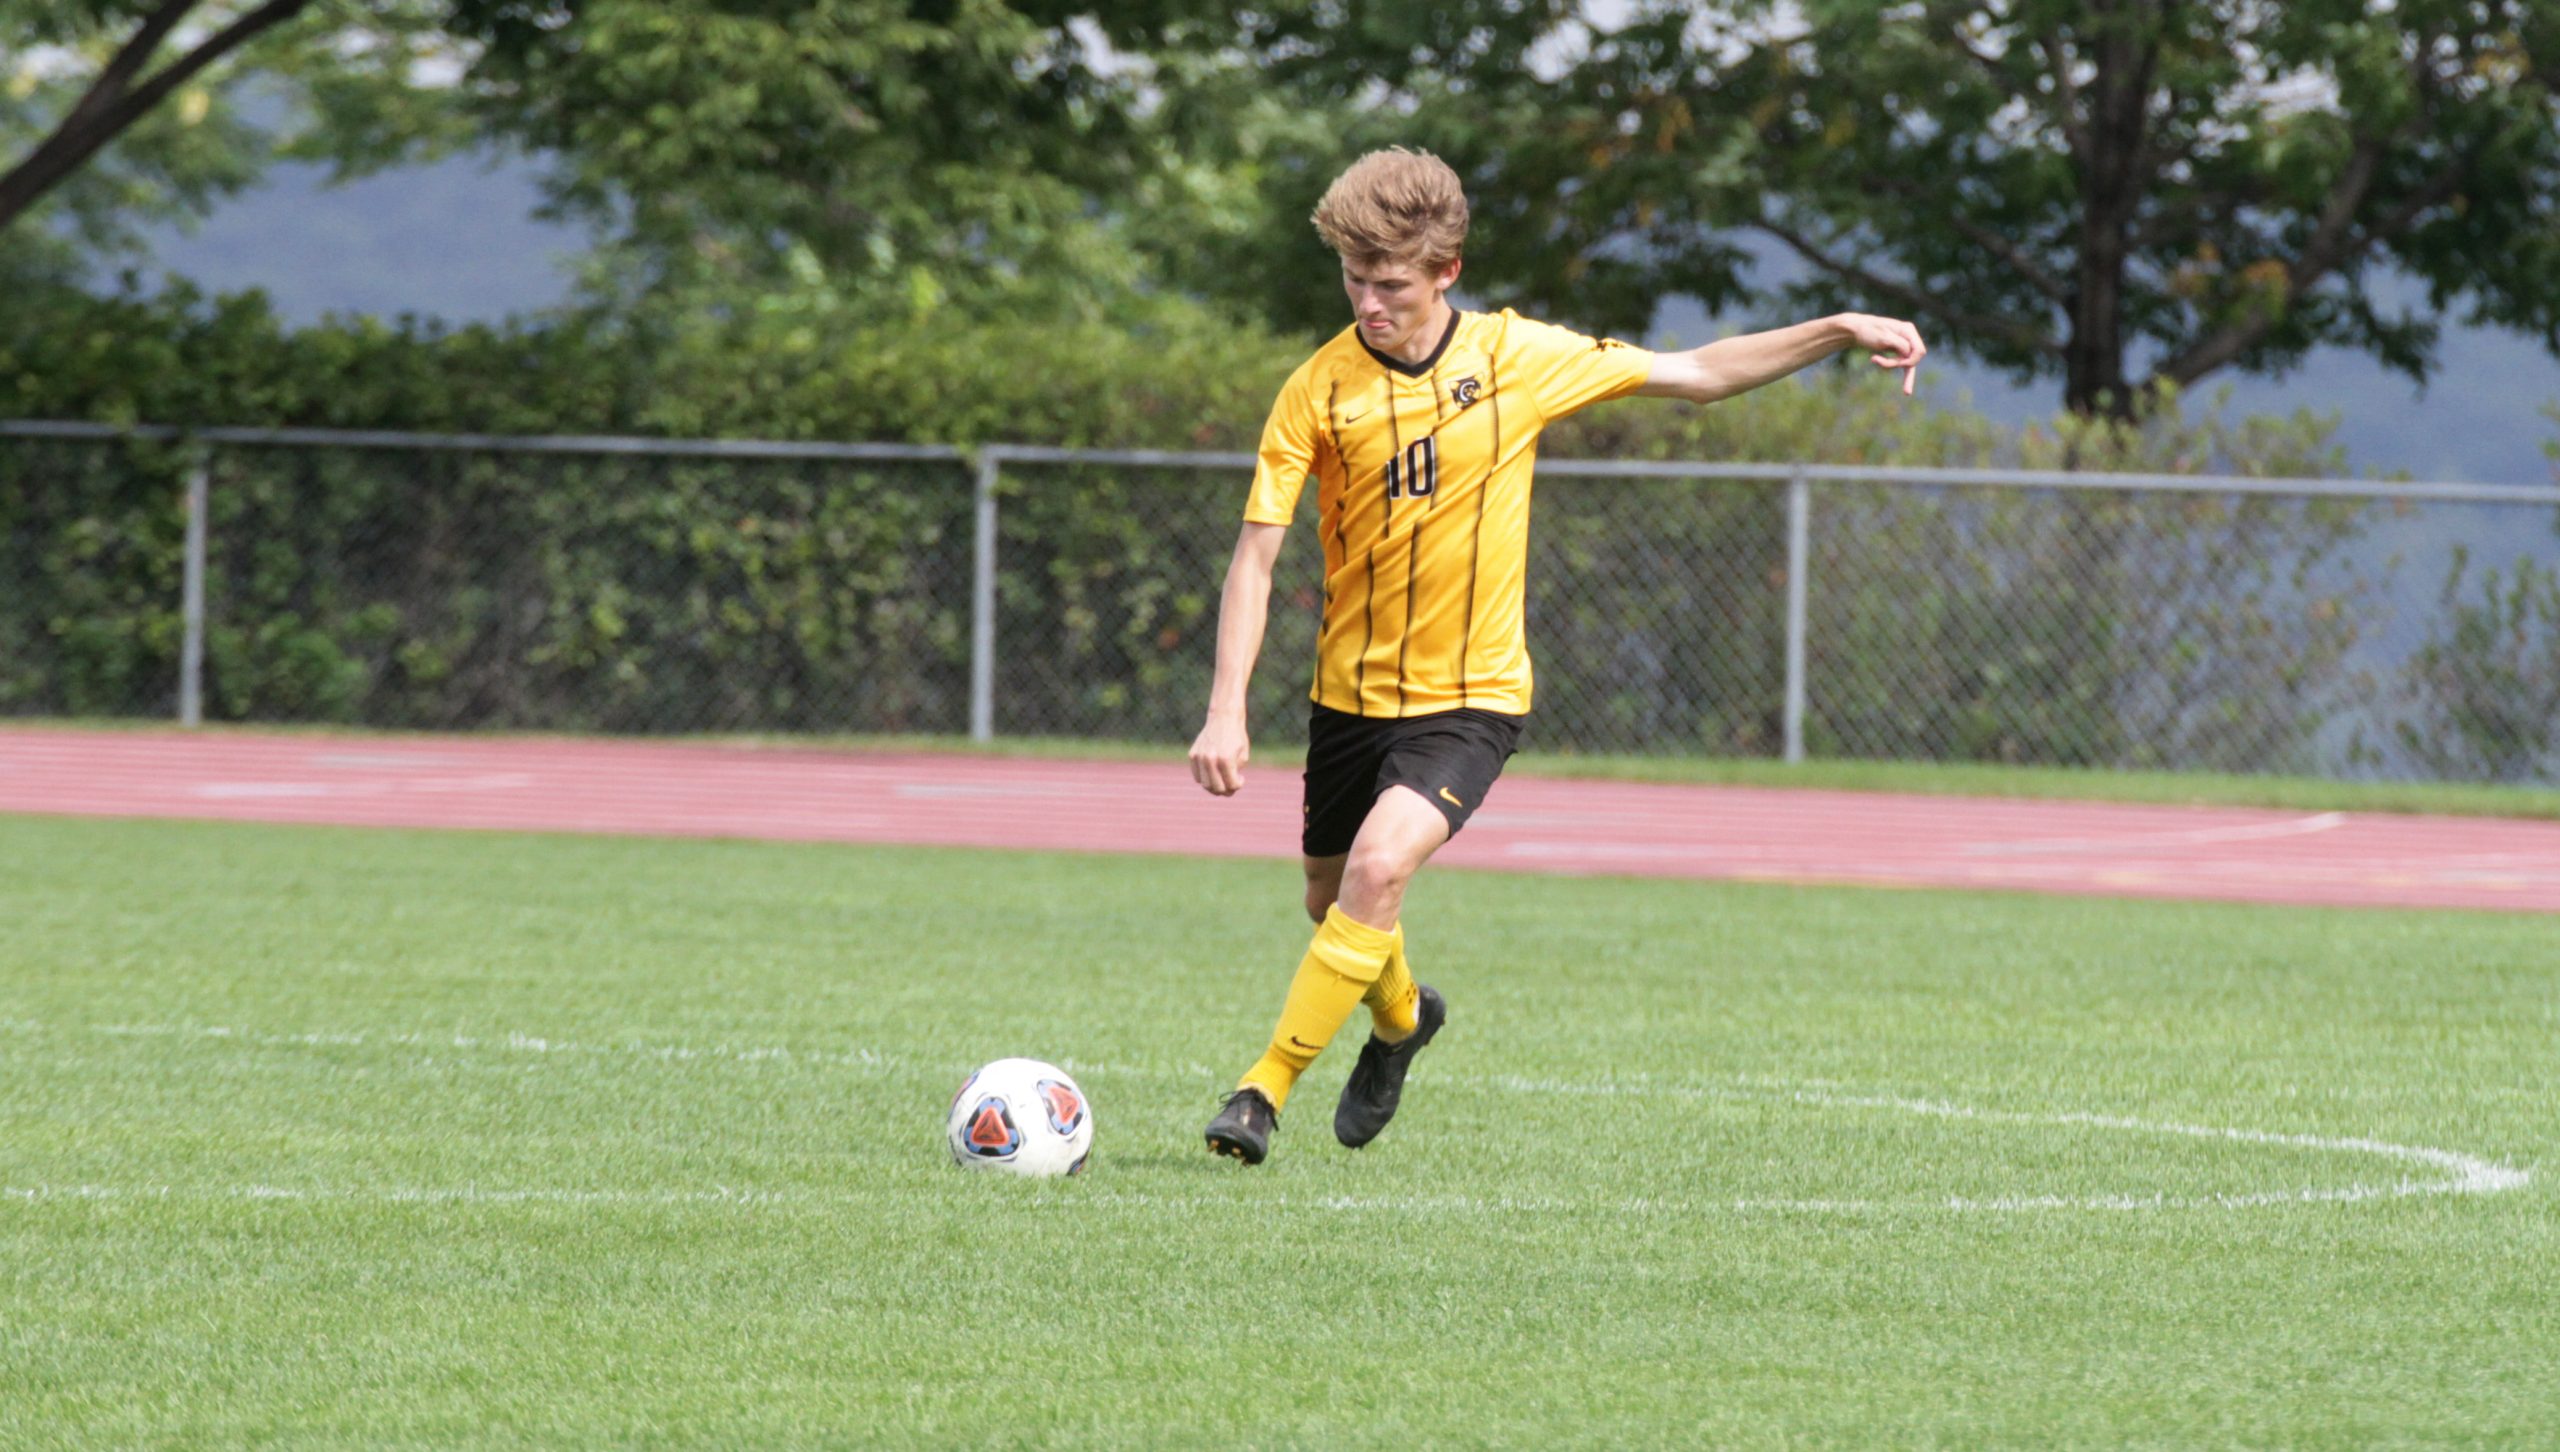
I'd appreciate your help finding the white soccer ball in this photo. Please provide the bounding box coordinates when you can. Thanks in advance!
[946,1058,1094,1177]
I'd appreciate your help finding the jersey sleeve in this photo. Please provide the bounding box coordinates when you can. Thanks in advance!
[1242,361,1326,525]
[1504,312,1655,422]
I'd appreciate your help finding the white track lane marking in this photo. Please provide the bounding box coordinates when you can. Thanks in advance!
[891,781,1139,799]
[1960,812,2350,857]
[1494,814,2354,863]
[192,773,533,800]
[5,1018,2531,1214]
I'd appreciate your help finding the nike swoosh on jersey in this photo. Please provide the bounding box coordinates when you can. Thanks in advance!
[1438,787,1465,808]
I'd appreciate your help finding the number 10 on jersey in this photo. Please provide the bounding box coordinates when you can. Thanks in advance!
[1384,437,1438,501]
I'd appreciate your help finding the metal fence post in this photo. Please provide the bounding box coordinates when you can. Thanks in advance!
[970,449,1000,743]
[180,445,209,729]
[1782,471,1810,765]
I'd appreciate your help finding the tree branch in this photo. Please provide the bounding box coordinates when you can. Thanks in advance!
[2127,184,2254,251]
[1754,217,2064,356]
[2035,30,2091,163]
[2111,6,2167,187]
[2291,134,2386,285]
[2144,160,2467,390]
[0,0,315,232]
[58,0,201,133]
[1862,173,2072,307]
[101,0,316,136]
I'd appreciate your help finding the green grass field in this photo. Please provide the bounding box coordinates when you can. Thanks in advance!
[3,813,2554,1448]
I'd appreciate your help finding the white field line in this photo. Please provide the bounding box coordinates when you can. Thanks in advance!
[0,1183,1900,1213]
[3,1017,2532,1215]
[1,1183,801,1208]
[1475,1073,2531,1207]
[85,1020,898,1071]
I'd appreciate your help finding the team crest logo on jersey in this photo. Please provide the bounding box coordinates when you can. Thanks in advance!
[1451,376,1483,408]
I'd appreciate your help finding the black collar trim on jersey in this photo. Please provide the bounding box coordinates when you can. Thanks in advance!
[1361,309,1463,377]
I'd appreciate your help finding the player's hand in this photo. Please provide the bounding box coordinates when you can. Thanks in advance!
[1189,711,1250,796]
[1837,313,1927,395]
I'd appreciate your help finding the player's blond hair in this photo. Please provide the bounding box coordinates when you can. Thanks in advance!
[1311,147,1470,272]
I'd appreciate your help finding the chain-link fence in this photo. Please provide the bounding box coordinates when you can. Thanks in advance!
[7,422,2560,783]
[193,439,975,735]
[4,431,189,721]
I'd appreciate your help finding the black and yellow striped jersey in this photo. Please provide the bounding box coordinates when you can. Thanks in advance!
[1244,308,1654,717]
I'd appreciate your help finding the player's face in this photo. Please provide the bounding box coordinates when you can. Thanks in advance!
[1342,256,1462,355]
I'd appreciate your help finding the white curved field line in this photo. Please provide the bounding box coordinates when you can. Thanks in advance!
[0,1017,2531,1215]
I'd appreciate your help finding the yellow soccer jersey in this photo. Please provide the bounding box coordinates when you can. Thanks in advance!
[1243,308,1654,717]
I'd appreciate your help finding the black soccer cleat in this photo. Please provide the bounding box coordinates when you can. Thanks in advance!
[1333,984,1447,1149]
[1204,1087,1278,1165]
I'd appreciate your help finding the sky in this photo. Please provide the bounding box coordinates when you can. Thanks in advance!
[131,144,2560,487]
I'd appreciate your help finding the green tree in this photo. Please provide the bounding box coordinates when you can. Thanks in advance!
[1198,1,2560,417]
[1,2,1238,330]
[449,0,1244,323]
[0,0,504,277]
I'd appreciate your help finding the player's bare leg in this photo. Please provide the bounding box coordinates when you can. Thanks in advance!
[1333,785,1450,930]
[1303,852,1347,923]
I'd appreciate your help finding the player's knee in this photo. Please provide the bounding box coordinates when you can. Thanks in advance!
[1339,849,1412,907]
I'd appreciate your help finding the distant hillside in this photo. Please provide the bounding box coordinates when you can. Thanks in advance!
[136,146,587,328]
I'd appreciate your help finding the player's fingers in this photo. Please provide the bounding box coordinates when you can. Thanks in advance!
[1868,323,1924,361]
[1217,758,1244,796]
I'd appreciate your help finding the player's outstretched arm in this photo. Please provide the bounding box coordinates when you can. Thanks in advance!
[1189,522,1288,797]
[1636,313,1926,405]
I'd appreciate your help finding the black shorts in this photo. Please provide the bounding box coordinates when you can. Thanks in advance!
[1301,703,1526,858]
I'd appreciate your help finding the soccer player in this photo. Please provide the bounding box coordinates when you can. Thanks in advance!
[1191,147,1926,1164]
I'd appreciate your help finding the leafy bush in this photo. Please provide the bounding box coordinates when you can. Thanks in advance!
[0,278,1288,730]
[2393,547,2560,782]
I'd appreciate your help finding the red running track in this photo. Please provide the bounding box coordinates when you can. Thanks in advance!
[5,727,2560,913]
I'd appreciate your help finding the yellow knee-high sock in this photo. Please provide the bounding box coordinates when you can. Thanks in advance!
[1239,906,1397,1112]
[1363,924,1420,1040]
